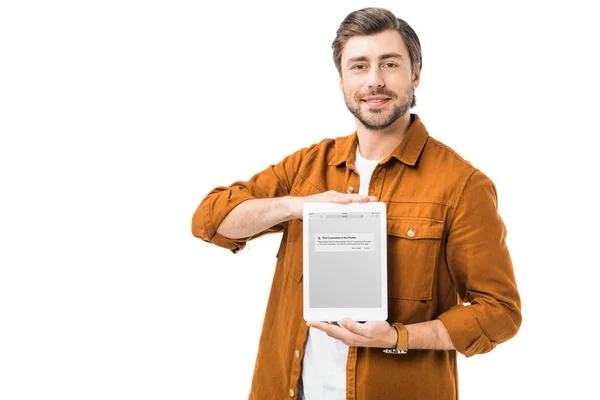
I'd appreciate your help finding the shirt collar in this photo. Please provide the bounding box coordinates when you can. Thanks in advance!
[328,113,430,168]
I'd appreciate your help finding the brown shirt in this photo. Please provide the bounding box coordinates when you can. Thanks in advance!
[192,114,521,400]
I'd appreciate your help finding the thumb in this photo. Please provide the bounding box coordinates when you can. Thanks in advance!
[340,318,370,336]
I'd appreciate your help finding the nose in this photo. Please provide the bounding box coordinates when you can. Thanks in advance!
[367,67,384,89]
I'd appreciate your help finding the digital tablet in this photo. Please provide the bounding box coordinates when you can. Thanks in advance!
[302,202,387,322]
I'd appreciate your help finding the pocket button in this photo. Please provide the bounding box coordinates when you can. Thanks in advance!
[407,229,415,238]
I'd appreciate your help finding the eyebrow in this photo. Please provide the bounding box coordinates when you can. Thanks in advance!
[347,53,404,66]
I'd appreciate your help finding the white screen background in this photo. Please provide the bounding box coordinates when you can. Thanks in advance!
[308,212,382,308]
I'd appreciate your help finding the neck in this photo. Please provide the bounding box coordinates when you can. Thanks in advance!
[355,112,413,161]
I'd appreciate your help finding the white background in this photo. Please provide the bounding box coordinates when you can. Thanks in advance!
[1,0,599,399]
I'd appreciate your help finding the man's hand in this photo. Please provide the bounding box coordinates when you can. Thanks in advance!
[307,318,397,348]
[285,191,378,219]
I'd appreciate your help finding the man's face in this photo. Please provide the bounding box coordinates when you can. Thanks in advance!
[339,29,420,131]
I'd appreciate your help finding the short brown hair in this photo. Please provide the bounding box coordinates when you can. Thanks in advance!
[332,8,422,76]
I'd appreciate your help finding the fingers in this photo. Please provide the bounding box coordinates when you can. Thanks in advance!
[307,321,359,345]
[353,195,374,203]
[349,194,377,202]
[307,321,344,337]
[333,193,378,203]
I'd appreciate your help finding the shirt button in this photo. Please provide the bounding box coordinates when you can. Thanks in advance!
[295,350,300,358]
[407,229,415,238]
[289,389,295,397]
[347,186,354,193]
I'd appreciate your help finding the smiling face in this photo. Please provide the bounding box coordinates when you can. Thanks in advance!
[339,29,420,131]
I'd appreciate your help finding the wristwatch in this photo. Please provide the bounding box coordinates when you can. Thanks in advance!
[383,322,408,354]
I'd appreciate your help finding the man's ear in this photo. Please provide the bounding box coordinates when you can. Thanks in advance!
[412,63,421,89]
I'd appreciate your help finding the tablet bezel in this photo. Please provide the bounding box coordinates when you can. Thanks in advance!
[302,202,388,322]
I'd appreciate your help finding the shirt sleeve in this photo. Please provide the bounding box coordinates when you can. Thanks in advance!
[437,170,522,357]
[191,144,317,254]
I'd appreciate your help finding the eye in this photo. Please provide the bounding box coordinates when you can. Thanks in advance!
[383,62,397,68]
[351,64,366,70]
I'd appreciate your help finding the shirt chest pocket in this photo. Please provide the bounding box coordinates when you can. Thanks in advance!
[386,217,444,300]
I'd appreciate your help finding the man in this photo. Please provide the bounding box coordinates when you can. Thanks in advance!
[192,7,521,400]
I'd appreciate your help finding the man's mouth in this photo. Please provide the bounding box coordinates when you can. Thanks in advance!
[361,96,391,108]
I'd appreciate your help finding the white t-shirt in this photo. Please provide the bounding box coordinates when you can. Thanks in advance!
[299,146,381,400]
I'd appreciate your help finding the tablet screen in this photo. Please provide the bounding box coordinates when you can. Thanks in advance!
[307,211,383,308]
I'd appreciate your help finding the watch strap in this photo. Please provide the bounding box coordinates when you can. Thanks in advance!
[383,322,408,354]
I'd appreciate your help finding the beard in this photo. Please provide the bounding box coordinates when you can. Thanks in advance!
[343,86,414,131]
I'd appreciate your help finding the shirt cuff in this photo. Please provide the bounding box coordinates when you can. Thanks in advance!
[199,191,255,254]
[437,305,496,357]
